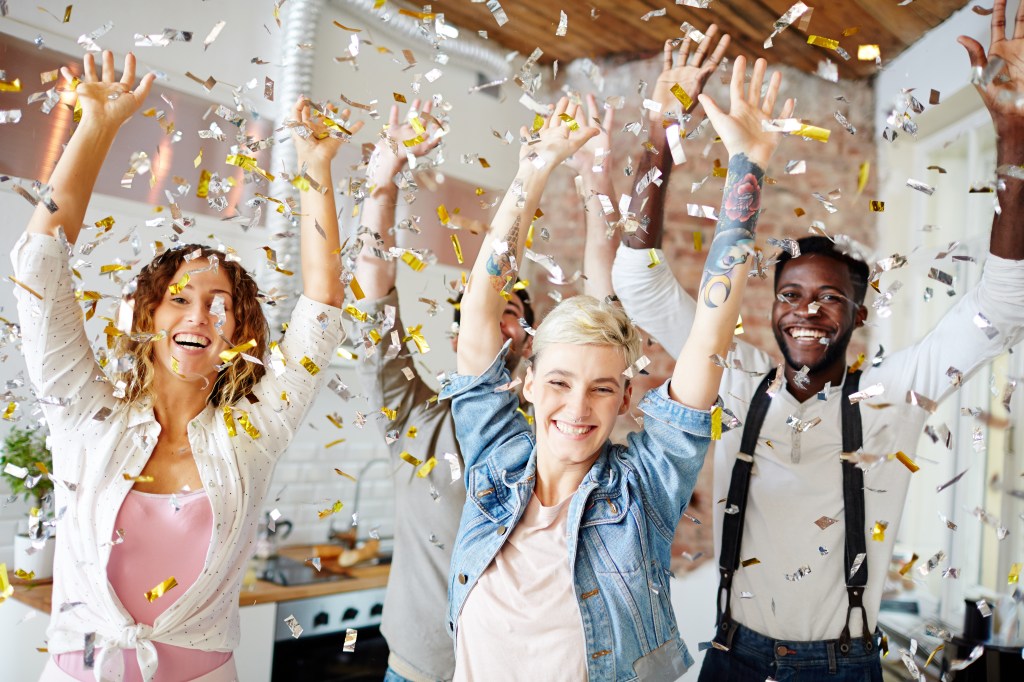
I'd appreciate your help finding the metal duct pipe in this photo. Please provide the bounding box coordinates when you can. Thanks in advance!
[336,0,512,80]
[264,0,325,332]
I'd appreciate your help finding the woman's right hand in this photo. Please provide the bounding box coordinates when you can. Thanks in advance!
[518,97,600,170]
[60,51,155,130]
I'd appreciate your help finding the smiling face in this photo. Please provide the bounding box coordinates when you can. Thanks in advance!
[150,262,237,387]
[771,254,867,374]
[523,343,632,472]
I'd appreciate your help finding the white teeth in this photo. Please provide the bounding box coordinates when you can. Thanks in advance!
[555,421,591,436]
[174,333,209,348]
[789,328,826,339]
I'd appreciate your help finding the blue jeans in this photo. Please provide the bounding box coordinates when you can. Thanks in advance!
[383,666,415,682]
[697,623,883,682]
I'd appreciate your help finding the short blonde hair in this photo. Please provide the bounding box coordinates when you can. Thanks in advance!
[531,295,642,372]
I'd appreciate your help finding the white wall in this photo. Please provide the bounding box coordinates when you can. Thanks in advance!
[0,0,532,565]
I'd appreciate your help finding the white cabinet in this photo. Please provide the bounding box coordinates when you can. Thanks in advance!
[236,602,276,682]
[0,600,276,681]
[0,597,50,679]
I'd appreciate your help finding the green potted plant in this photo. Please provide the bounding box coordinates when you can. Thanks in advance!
[1,425,55,581]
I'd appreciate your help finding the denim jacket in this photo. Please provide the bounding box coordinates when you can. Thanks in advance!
[439,344,712,681]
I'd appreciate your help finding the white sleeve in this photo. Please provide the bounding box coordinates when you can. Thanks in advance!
[11,232,117,431]
[867,254,1024,402]
[611,245,697,358]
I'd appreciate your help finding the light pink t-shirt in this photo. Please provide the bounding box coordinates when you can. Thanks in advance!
[454,493,588,682]
[55,489,232,681]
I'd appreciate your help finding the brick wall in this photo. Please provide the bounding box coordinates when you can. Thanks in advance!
[524,53,879,573]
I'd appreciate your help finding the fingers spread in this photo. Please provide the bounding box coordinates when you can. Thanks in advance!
[83,53,98,82]
[133,72,156,102]
[748,58,767,107]
[993,0,1007,43]
[762,70,783,115]
[120,53,136,86]
[780,98,796,119]
[729,55,746,110]
[663,40,674,72]
[708,33,731,68]
[957,36,988,70]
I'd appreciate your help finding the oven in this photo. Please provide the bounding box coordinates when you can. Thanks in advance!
[261,557,390,681]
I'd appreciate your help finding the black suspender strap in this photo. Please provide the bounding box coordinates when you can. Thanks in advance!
[838,370,874,653]
[713,368,871,653]
[714,369,777,650]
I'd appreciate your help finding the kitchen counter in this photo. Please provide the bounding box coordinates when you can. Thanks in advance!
[9,544,391,613]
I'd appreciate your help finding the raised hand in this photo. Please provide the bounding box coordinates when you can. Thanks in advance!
[650,25,730,122]
[564,94,615,177]
[959,0,1024,133]
[519,97,600,169]
[369,100,442,183]
[60,51,155,130]
[290,97,364,168]
[697,56,794,169]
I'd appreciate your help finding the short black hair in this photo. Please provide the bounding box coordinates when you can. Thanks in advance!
[452,288,534,327]
[774,236,870,305]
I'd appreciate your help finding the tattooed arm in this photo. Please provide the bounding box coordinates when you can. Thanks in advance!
[457,98,599,376]
[669,56,794,408]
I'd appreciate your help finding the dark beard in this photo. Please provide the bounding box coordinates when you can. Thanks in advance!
[772,323,857,375]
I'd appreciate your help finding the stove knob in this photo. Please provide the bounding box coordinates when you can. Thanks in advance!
[313,611,329,627]
[370,603,384,617]
[342,607,359,621]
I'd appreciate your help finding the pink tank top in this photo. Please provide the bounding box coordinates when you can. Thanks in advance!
[55,489,232,681]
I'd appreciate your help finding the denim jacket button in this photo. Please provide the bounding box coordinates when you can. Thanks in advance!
[496,525,507,535]
[458,573,468,584]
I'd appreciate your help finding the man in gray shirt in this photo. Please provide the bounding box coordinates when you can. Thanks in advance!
[351,101,534,682]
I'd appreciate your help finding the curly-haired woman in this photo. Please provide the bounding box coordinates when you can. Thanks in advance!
[16,51,361,682]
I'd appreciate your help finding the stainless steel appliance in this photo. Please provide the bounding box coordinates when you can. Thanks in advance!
[261,558,389,680]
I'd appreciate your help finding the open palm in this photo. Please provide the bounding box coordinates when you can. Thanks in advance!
[649,24,730,121]
[960,0,1024,130]
[61,51,155,129]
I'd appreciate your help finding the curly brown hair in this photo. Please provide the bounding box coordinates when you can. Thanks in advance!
[112,245,269,408]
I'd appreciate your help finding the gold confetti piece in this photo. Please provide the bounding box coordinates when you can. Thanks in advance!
[899,553,919,576]
[870,200,885,212]
[670,83,693,111]
[223,406,237,437]
[858,45,881,61]
[437,204,450,225]
[857,162,870,195]
[343,304,368,322]
[348,277,365,301]
[842,26,860,37]
[711,406,723,441]
[0,563,12,601]
[894,451,920,473]
[332,20,362,31]
[398,8,435,19]
[871,520,888,542]
[14,568,35,580]
[300,357,321,376]
[393,92,407,103]
[0,78,22,93]
[451,234,464,264]
[741,557,760,567]
[168,272,191,295]
[558,113,580,131]
[145,576,177,602]
[122,473,155,483]
[400,452,422,467]
[100,264,131,275]
[647,248,661,269]
[815,516,838,530]
[924,644,945,669]
[318,500,344,519]
[403,134,426,148]
[693,231,703,252]
[226,154,274,181]
[712,165,727,178]
[794,207,806,217]
[219,339,257,363]
[1009,563,1022,585]
[324,438,346,448]
[417,457,437,478]
[407,426,418,439]
[532,113,544,133]
[401,252,426,271]
[848,353,866,373]
[807,35,839,50]
[793,124,830,142]
[479,157,490,168]
[334,468,356,481]
[1,402,16,421]
[381,406,397,420]
[237,411,260,439]
[404,325,430,354]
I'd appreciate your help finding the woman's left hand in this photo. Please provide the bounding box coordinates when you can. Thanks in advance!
[290,97,364,167]
[697,56,795,169]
